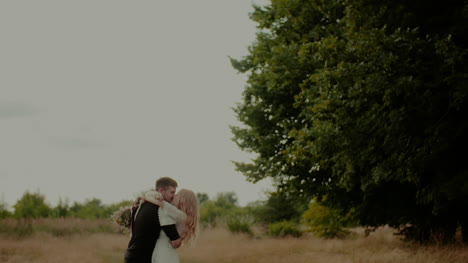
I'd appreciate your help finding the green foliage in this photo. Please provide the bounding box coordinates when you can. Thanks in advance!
[13,191,51,219]
[68,198,133,220]
[197,193,209,205]
[68,198,105,219]
[199,200,224,226]
[0,202,11,219]
[268,221,302,238]
[213,192,238,209]
[232,0,468,243]
[303,198,355,238]
[9,190,133,221]
[198,191,260,237]
[244,200,268,224]
[227,216,253,237]
[247,190,308,224]
[199,192,241,226]
[50,197,70,218]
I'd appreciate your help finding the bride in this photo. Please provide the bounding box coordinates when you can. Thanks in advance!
[143,188,199,263]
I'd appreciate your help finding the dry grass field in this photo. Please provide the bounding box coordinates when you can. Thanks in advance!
[0,219,466,263]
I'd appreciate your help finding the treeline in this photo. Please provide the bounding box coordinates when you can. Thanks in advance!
[0,190,355,238]
[0,191,133,220]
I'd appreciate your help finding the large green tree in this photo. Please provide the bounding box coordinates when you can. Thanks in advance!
[231,0,468,243]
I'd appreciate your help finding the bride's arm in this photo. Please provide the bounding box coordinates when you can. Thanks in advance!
[144,196,163,206]
[159,207,182,248]
[164,205,186,248]
[143,197,183,222]
[160,202,186,223]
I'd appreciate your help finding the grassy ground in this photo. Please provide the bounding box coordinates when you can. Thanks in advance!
[0,219,466,263]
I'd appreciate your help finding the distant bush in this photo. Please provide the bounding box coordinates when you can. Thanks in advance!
[302,198,355,238]
[50,198,70,218]
[60,198,132,220]
[199,200,226,226]
[199,192,240,226]
[69,198,108,219]
[0,202,11,219]
[227,217,253,237]
[268,221,302,238]
[197,193,209,205]
[13,191,51,219]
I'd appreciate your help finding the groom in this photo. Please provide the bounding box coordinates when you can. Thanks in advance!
[124,177,182,263]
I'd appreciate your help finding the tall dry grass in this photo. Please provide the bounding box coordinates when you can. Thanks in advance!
[0,218,114,237]
[0,218,125,263]
[179,227,468,263]
[0,219,466,263]
[0,232,127,263]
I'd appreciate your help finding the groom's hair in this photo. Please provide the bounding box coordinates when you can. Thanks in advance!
[155,177,178,190]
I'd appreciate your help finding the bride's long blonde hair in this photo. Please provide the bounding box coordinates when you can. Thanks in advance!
[173,189,199,244]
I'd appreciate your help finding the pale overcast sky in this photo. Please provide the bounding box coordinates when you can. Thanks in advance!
[0,0,273,208]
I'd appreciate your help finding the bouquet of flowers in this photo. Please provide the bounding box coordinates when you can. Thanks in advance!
[110,205,132,233]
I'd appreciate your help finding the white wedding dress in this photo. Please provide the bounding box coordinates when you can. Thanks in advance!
[151,201,186,263]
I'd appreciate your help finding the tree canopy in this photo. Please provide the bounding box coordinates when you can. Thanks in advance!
[13,191,51,219]
[231,0,468,243]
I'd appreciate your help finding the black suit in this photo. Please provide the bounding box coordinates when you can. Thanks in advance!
[124,202,180,263]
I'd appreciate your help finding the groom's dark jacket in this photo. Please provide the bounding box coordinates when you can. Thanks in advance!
[124,202,180,263]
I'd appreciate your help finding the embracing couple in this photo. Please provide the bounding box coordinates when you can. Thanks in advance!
[124,177,199,263]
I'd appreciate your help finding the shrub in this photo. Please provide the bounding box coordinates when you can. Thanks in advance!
[302,198,354,238]
[199,192,241,227]
[227,217,253,237]
[0,202,11,219]
[13,191,51,219]
[268,221,302,238]
[199,200,226,226]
